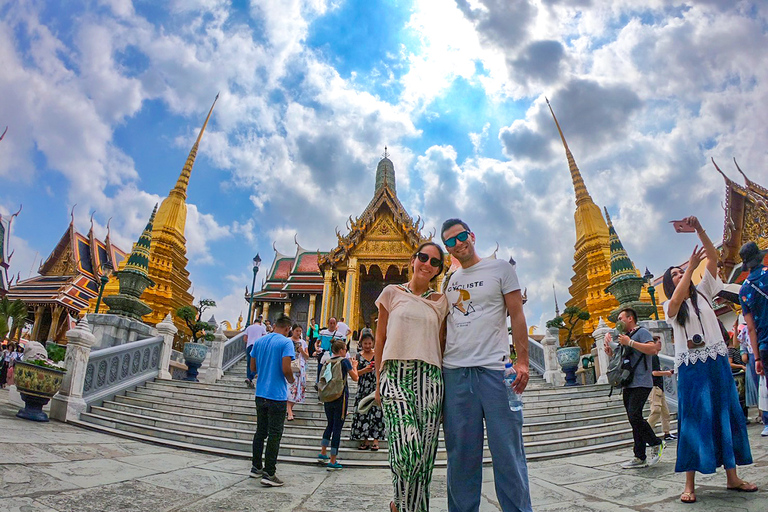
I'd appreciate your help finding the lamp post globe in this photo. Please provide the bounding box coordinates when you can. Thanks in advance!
[246,253,261,326]
[94,261,114,314]
[644,267,659,320]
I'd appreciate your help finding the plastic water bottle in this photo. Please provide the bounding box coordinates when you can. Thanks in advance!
[504,362,523,412]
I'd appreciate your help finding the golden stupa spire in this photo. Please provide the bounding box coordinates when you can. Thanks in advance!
[173,92,219,199]
[546,98,591,206]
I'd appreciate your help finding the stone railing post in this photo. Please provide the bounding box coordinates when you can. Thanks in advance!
[542,327,565,387]
[592,317,612,384]
[202,326,226,384]
[156,314,178,380]
[50,317,97,422]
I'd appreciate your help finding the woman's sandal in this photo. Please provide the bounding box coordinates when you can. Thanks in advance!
[371,443,379,451]
[357,443,370,450]
[680,492,696,504]
[389,502,397,512]
[727,481,758,492]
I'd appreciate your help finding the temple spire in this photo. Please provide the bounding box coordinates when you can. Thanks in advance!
[173,93,219,199]
[546,98,591,206]
[123,204,157,276]
[603,207,637,283]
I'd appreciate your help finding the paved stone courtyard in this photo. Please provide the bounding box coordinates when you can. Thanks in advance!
[1,390,767,512]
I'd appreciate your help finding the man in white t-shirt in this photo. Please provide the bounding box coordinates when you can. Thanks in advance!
[336,317,351,339]
[315,318,346,383]
[244,316,268,388]
[441,218,532,512]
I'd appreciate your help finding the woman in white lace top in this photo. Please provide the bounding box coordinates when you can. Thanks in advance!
[661,216,756,504]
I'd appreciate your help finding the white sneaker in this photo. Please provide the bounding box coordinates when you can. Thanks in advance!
[761,426,768,437]
[648,441,666,466]
[621,457,649,469]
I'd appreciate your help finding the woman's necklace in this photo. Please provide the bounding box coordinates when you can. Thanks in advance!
[399,282,434,298]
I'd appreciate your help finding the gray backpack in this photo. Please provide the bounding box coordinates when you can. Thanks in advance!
[317,357,345,403]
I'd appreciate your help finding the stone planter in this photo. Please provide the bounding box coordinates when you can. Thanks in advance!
[14,361,66,422]
[556,346,582,387]
[182,342,209,382]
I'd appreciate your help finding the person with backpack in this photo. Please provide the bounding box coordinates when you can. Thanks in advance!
[317,338,358,470]
[603,307,664,469]
[249,314,295,487]
[662,216,755,503]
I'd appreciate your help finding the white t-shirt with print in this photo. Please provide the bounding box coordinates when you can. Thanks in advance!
[336,321,351,339]
[443,258,521,370]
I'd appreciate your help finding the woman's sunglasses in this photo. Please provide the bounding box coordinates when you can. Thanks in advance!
[416,252,442,268]
[443,230,470,248]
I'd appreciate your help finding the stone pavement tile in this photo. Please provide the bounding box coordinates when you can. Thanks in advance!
[0,444,70,464]
[0,497,59,512]
[38,443,134,462]
[302,483,392,511]
[193,457,254,475]
[529,477,586,507]
[170,486,303,512]
[539,451,630,469]
[535,499,637,512]
[118,450,215,472]
[0,465,80,498]
[528,461,616,486]
[103,440,178,456]
[34,458,161,488]
[37,479,195,512]
[139,467,247,494]
[654,461,768,488]
[637,487,768,512]
[564,473,682,507]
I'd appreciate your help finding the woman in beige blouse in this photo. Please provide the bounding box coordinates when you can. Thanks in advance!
[374,241,449,512]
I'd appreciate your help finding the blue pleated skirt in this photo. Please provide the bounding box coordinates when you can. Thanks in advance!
[745,352,759,408]
[676,354,752,473]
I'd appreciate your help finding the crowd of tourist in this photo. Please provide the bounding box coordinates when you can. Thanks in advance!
[0,343,23,388]
[243,214,766,511]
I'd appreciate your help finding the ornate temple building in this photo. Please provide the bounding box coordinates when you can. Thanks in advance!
[0,206,20,297]
[249,150,435,334]
[94,94,219,333]
[248,240,326,327]
[318,151,433,333]
[7,213,127,342]
[713,159,768,282]
[546,100,617,341]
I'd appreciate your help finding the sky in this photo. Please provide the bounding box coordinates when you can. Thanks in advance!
[1,0,767,333]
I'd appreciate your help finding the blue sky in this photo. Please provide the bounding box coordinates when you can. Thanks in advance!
[1,0,767,331]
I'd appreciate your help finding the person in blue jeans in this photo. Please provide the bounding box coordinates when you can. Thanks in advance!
[440,218,532,512]
[244,316,267,388]
[739,241,768,437]
[318,338,358,471]
[250,314,295,487]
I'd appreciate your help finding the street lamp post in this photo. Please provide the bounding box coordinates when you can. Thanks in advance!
[246,253,261,327]
[94,261,114,314]
[644,267,659,320]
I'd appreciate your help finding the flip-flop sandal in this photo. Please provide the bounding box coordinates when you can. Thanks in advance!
[357,444,370,450]
[680,492,696,503]
[727,482,758,492]
[371,445,379,451]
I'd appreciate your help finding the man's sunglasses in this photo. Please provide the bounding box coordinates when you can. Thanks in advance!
[443,230,470,248]
[416,252,442,268]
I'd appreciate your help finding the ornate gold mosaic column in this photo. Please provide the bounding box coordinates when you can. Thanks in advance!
[320,269,333,326]
[343,257,358,325]
[308,294,317,331]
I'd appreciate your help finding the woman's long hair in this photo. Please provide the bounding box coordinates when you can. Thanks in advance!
[662,266,700,327]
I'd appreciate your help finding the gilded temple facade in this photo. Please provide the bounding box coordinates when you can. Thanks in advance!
[93,94,219,333]
[318,152,434,333]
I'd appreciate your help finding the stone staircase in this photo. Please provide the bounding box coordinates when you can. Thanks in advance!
[72,358,676,467]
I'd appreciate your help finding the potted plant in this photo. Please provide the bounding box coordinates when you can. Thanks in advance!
[15,344,66,422]
[176,299,216,382]
[546,306,590,386]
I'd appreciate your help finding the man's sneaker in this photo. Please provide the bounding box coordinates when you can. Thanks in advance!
[317,453,330,464]
[249,467,262,478]
[326,461,343,471]
[664,433,678,441]
[648,441,666,466]
[761,426,768,437]
[621,457,649,469]
[260,473,284,487]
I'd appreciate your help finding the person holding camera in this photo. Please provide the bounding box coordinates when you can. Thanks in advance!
[603,308,664,469]
[662,216,755,504]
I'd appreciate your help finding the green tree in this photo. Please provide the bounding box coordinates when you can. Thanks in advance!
[0,297,27,341]
[175,299,216,343]
[546,305,591,348]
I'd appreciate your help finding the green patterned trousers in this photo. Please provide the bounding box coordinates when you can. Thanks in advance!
[380,360,444,512]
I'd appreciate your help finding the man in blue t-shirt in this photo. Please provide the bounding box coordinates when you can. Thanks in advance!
[249,314,295,487]
[739,242,768,414]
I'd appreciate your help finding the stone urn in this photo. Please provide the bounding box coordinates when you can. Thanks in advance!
[556,346,582,387]
[14,361,66,422]
[182,342,208,382]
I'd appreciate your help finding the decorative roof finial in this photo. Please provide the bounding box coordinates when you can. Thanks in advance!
[553,284,560,317]
[383,146,389,159]
[0,126,7,141]
[70,204,77,226]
